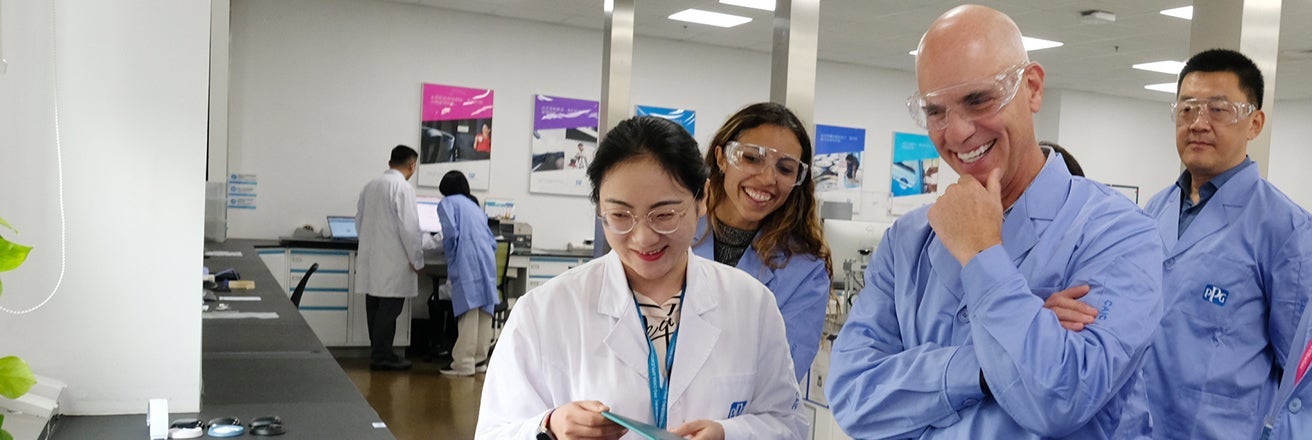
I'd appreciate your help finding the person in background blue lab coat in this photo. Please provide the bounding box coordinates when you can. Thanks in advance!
[1265,304,1312,439]
[694,102,831,381]
[825,5,1163,439]
[1136,49,1312,439]
[436,170,500,377]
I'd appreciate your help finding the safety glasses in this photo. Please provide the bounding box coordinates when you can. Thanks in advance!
[907,62,1033,132]
[1170,98,1257,127]
[723,141,810,187]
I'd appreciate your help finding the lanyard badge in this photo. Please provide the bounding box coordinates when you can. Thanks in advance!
[631,288,685,429]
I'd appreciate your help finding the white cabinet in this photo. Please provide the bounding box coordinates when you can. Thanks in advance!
[525,256,590,292]
[261,248,410,348]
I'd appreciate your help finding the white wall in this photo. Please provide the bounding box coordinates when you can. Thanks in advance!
[1050,90,1181,205]
[1268,99,1312,209]
[226,0,1312,247]
[226,0,928,246]
[0,0,207,414]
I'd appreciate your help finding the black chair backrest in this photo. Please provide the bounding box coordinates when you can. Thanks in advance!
[290,262,319,307]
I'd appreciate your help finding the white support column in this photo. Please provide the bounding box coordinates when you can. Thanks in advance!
[1189,0,1282,176]
[596,0,635,257]
[770,0,820,136]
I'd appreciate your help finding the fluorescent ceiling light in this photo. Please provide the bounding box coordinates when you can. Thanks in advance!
[1145,82,1178,94]
[1021,36,1063,51]
[1161,6,1193,20]
[720,0,774,11]
[908,35,1063,56]
[1133,60,1186,75]
[669,9,752,28]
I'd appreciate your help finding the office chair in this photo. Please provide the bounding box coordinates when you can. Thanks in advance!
[489,241,512,351]
[290,263,319,307]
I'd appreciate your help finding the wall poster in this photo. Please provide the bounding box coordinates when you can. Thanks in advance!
[889,131,949,216]
[418,83,494,190]
[635,105,695,136]
[891,132,940,197]
[529,95,599,196]
[812,124,866,213]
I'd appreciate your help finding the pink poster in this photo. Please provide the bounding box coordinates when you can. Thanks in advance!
[418,83,494,190]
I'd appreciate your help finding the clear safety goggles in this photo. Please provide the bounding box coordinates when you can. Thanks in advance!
[723,141,810,187]
[1170,98,1257,127]
[907,62,1033,132]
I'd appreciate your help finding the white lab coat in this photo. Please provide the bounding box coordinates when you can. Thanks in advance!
[355,169,432,298]
[476,251,807,439]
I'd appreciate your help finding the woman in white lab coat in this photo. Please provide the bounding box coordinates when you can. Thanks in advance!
[477,116,806,440]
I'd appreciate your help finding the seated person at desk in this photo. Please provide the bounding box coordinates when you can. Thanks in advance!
[477,116,805,439]
[435,170,500,377]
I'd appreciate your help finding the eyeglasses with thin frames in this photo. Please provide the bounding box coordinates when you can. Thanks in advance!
[597,205,692,235]
[907,62,1033,132]
[723,141,810,187]
[1170,98,1256,127]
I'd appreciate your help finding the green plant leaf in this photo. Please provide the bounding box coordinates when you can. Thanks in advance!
[0,235,32,273]
[0,216,14,233]
[0,356,35,399]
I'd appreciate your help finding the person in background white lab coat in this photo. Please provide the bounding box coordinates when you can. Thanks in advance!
[355,145,435,371]
[477,117,806,440]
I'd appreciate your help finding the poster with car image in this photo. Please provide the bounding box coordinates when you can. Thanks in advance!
[418,83,493,190]
[812,124,866,213]
[529,94,599,196]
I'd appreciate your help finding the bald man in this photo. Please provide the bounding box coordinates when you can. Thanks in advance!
[826,5,1163,438]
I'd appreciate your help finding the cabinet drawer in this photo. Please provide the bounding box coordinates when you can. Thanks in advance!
[527,257,588,277]
[297,288,349,308]
[288,271,349,293]
[301,310,348,346]
[288,249,351,272]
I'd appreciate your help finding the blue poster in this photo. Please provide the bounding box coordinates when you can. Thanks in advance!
[891,132,940,197]
[813,124,866,191]
[635,105,695,136]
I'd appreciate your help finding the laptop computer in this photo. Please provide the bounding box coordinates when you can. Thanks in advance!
[326,216,358,240]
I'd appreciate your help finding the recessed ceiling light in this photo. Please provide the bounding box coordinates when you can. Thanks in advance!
[669,9,752,28]
[1145,82,1178,94]
[1133,60,1186,75]
[908,35,1063,56]
[1161,6,1193,20]
[720,0,774,11]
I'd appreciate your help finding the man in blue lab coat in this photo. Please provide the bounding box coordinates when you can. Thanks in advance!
[1140,49,1312,439]
[826,5,1163,438]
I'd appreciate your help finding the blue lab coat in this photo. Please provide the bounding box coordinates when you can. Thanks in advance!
[693,218,829,381]
[1140,162,1312,439]
[826,152,1163,439]
[438,194,500,317]
[1264,305,1312,440]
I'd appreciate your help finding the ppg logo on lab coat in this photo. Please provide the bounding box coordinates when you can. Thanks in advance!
[1202,284,1229,306]
[727,401,747,418]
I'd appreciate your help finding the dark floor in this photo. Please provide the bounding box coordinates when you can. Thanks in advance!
[338,355,485,440]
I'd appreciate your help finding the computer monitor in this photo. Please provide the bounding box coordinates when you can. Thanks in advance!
[326,216,358,239]
[416,196,443,234]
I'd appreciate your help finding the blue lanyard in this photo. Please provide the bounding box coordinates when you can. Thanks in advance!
[632,288,685,429]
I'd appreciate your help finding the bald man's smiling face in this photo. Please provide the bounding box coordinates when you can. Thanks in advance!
[914,5,1046,206]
